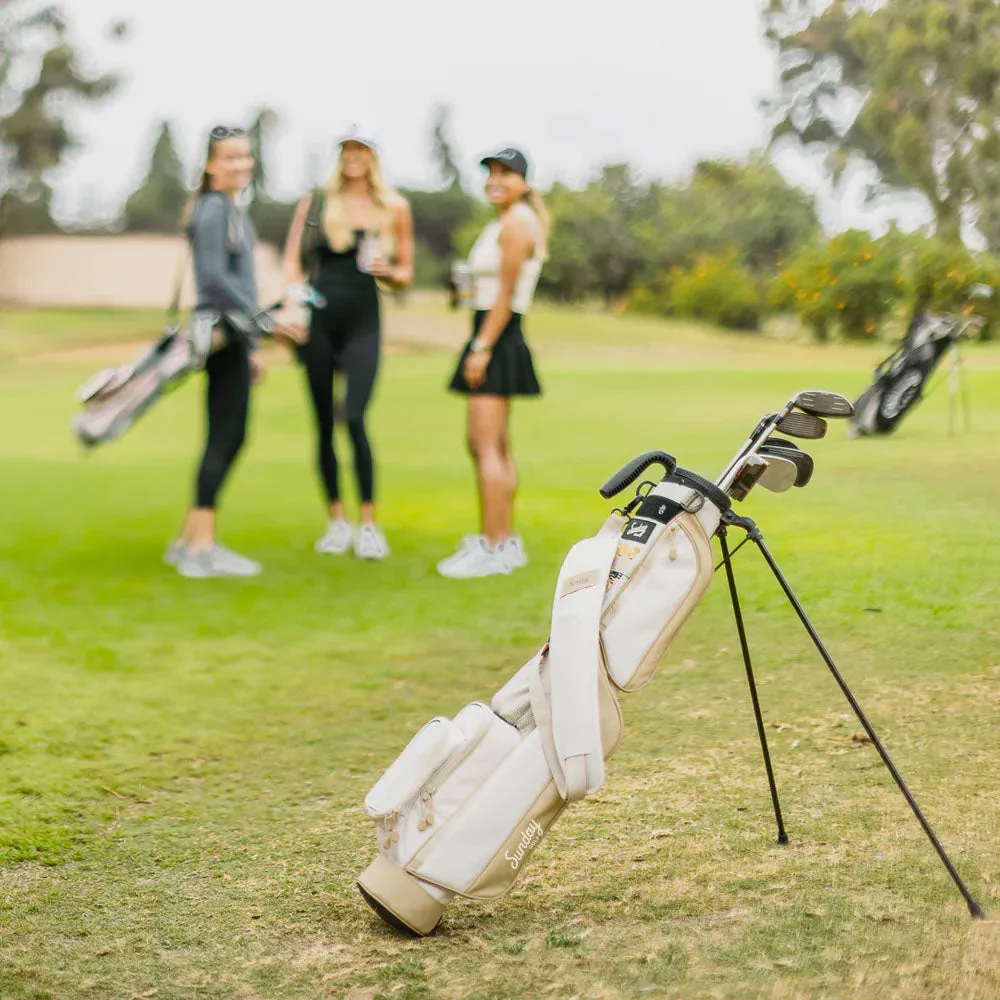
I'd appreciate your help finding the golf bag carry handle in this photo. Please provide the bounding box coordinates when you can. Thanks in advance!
[600,451,678,499]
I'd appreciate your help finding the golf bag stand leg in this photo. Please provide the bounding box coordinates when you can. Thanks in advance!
[719,509,986,919]
[717,525,789,845]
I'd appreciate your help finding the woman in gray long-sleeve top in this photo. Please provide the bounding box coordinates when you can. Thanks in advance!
[167,126,301,579]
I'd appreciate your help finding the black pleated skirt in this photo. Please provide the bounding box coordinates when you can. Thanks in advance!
[448,311,542,398]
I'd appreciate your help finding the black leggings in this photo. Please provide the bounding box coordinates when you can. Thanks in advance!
[195,340,251,509]
[298,296,380,504]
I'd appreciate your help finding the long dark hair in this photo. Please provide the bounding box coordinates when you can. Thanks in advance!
[184,126,247,224]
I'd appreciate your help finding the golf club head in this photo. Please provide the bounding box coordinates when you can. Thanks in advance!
[757,454,798,493]
[729,455,769,502]
[760,441,814,487]
[794,390,854,419]
[777,411,828,440]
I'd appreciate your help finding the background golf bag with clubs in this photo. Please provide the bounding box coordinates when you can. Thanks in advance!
[848,283,992,437]
[71,284,324,449]
[356,390,984,935]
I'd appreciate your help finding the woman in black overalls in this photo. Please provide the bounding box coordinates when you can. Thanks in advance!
[283,129,413,560]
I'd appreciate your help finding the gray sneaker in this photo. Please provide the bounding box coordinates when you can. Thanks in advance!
[175,545,261,579]
[212,544,262,577]
[164,540,186,566]
[175,548,223,579]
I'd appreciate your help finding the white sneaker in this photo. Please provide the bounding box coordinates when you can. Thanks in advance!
[355,523,390,561]
[498,535,529,571]
[436,535,484,574]
[437,538,512,579]
[315,518,354,555]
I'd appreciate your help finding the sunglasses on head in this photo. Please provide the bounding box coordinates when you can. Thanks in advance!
[210,125,247,141]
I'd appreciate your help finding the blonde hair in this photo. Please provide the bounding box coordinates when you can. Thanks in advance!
[323,146,398,256]
[522,188,550,261]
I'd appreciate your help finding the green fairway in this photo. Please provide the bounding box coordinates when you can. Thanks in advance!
[1,305,999,999]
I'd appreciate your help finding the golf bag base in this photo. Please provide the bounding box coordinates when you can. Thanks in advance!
[357,855,448,936]
[356,481,724,935]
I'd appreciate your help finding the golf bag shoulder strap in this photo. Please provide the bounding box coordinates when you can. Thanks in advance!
[299,188,326,276]
[532,534,619,802]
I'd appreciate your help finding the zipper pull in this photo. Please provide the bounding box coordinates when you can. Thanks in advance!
[382,810,397,850]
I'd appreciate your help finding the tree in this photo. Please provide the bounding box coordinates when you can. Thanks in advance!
[541,156,820,305]
[248,106,278,202]
[122,121,187,233]
[397,104,476,285]
[0,3,122,235]
[246,107,296,248]
[430,104,462,190]
[764,0,1000,248]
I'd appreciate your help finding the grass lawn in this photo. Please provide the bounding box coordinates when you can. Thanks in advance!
[1,302,999,999]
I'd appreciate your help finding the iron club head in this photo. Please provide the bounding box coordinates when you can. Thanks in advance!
[794,390,855,419]
[759,441,815,488]
[777,411,828,440]
[757,454,798,493]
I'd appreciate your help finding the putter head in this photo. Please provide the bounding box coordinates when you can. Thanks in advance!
[757,454,798,493]
[794,390,854,419]
[760,441,814,488]
[777,411,828,440]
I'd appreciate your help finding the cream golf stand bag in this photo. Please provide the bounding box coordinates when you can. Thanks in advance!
[357,390,986,935]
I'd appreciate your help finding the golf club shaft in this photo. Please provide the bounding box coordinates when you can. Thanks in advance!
[718,527,788,845]
[750,534,986,919]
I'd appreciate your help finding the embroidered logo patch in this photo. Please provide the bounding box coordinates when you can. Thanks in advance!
[560,569,603,598]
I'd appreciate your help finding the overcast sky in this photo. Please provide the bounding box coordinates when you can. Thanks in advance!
[54,0,930,232]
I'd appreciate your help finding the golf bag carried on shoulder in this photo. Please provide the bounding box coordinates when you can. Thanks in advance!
[71,284,324,449]
[356,460,728,936]
[72,311,226,449]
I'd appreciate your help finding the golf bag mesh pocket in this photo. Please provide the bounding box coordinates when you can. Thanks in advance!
[364,702,521,871]
[491,648,544,733]
[600,509,715,692]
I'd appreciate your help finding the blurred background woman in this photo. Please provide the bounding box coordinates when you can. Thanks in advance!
[438,147,548,579]
[167,125,301,579]
[283,128,413,561]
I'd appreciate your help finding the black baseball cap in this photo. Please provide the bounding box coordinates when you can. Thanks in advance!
[480,147,529,180]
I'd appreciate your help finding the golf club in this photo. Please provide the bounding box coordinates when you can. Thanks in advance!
[759,441,814,488]
[757,454,798,494]
[717,390,851,495]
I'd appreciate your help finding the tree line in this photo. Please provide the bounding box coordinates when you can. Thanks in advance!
[4,0,1000,340]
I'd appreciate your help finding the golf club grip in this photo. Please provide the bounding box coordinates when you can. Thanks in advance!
[667,468,733,511]
[600,451,678,499]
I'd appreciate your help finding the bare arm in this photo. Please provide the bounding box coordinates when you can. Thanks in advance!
[369,196,415,288]
[282,194,313,286]
[391,197,414,287]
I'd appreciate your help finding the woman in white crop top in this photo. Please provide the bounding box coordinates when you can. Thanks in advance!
[440,147,548,579]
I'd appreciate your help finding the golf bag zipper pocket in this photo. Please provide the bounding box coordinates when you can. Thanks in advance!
[364,717,465,837]
[364,702,513,864]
